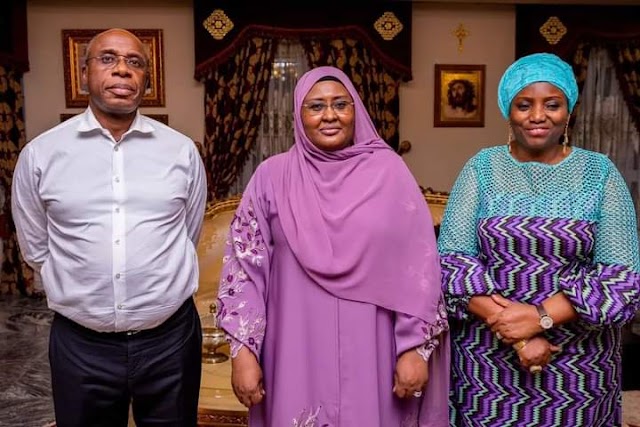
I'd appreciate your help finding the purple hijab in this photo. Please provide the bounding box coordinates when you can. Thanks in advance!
[266,66,442,324]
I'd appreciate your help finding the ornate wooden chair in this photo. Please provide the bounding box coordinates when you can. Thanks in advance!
[421,186,450,236]
[195,196,247,427]
[195,196,242,317]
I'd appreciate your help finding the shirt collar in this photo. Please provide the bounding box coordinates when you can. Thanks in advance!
[77,107,156,135]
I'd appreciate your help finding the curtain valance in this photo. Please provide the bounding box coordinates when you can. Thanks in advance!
[516,5,640,134]
[515,5,640,59]
[193,1,412,81]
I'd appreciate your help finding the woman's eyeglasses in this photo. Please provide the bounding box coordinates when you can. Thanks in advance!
[302,100,354,116]
[86,54,147,70]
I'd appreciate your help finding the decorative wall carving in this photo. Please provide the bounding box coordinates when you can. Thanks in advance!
[539,16,567,45]
[203,9,234,41]
[373,11,403,41]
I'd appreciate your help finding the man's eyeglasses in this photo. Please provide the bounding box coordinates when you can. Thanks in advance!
[86,54,147,70]
[302,100,354,116]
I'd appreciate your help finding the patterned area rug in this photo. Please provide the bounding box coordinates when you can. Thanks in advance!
[0,295,54,427]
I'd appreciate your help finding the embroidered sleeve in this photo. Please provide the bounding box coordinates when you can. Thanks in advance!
[558,165,640,326]
[395,295,449,362]
[225,334,246,358]
[216,198,270,358]
[416,296,449,361]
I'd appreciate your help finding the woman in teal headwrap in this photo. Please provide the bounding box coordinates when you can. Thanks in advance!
[439,53,640,426]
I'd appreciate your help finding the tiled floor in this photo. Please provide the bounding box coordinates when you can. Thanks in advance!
[0,294,638,427]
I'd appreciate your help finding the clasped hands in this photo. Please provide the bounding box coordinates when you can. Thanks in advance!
[487,295,560,371]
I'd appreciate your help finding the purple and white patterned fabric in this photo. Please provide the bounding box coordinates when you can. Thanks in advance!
[439,146,640,427]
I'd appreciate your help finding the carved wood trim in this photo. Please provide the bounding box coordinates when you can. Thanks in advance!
[198,409,249,427]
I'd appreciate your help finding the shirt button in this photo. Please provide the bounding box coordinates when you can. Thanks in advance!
[115,239,120,245]
[115,273,121,279]
[117,304,124,309]
[115,207,120,213]
[114,146,119,152]
[114,176,120,183]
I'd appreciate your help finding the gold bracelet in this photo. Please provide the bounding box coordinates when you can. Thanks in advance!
[512,339,528,352]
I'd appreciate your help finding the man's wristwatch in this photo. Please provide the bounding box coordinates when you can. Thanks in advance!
[536,303,554,330]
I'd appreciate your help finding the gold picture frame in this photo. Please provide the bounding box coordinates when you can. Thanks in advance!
[60,112,168,125]
[434,64,485,128]
[146,114,168,125]
[62,29,165,108]
[59,113,79,122]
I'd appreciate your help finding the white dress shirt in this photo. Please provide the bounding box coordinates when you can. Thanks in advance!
[12,108,207,332]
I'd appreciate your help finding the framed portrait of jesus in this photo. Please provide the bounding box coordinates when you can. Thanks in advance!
[434,64,485,127]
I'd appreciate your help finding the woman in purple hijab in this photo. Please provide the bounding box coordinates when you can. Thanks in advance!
[216,66,450,426]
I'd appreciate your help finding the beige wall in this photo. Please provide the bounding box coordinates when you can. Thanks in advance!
[23,1,516,192]
[23,0,204,143]
[400,3,516,191]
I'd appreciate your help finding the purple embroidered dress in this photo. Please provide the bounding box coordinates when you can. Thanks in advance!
[216,67,450,427]
[439,146,640,426]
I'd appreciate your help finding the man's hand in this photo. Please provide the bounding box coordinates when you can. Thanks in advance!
[393,349,429,399]
[231,346,265,408]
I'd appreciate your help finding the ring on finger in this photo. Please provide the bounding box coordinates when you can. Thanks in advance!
[413,390,423,398]
[529,364,543,374]
[496,332,503,340]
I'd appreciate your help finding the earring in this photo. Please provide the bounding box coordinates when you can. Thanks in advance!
[507,123,513,153]
[563,114,571,155]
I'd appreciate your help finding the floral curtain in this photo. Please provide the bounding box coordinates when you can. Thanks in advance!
[197,23,410,197]
[200,37,276,201]
[229,40,309,195]
[572,46,640,233]
[569,42,592,122]
[0,66,32,295]
[303,38,402,150]
[610,40,640,136]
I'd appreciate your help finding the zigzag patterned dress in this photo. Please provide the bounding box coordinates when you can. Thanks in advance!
[438,146,640,427]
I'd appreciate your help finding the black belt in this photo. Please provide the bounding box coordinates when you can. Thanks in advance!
[56,297,194,338]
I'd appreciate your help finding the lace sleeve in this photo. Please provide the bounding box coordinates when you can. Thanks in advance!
[438,157,500,320]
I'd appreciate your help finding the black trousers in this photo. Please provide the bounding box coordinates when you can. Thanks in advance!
[49,298,202,427]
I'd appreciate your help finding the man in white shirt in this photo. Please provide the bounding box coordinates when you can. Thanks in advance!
[12,28,207,427]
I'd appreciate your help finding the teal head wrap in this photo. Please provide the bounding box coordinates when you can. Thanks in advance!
[497,53,578,119]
